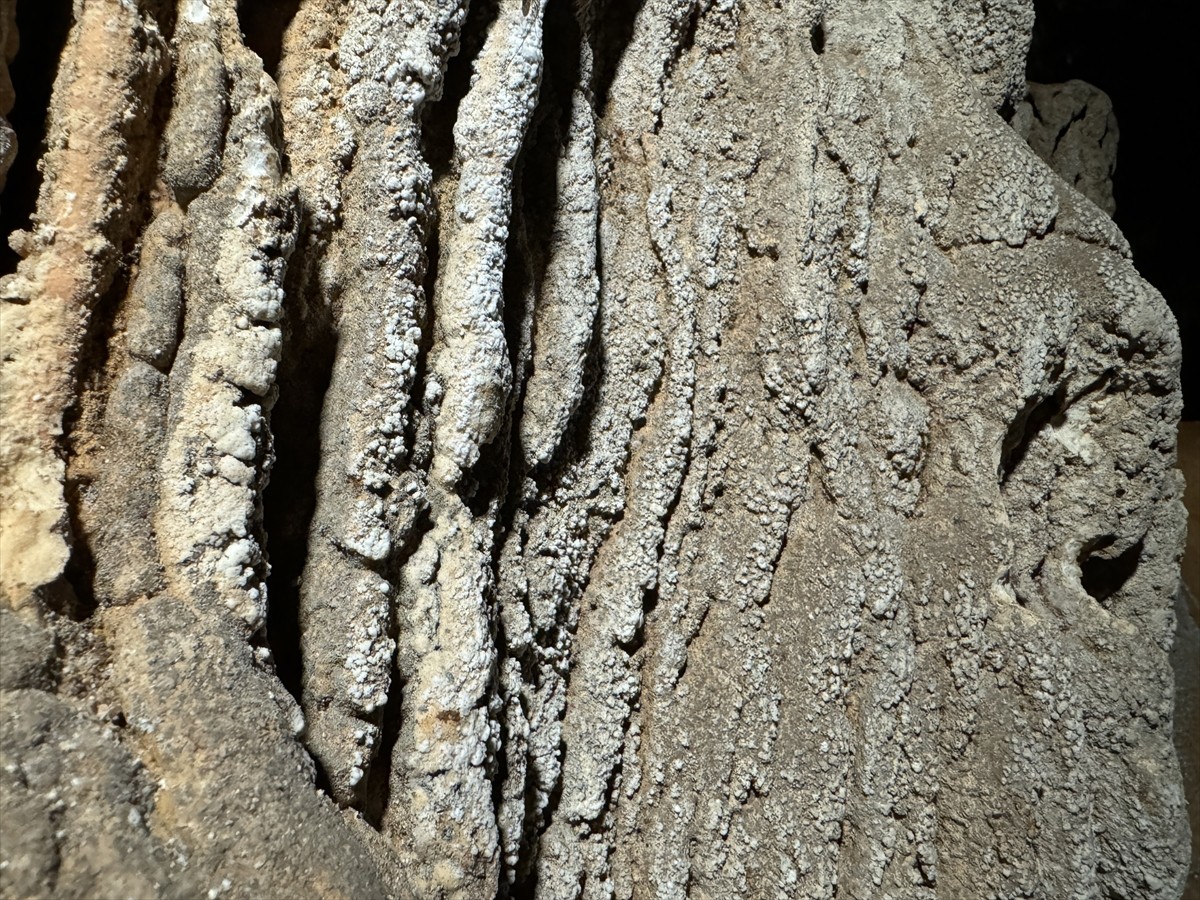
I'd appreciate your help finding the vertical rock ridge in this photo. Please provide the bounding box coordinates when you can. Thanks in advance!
[154,0,295,633]
[0,0,167,612]
[282,0,469,806]
[382,2,554,893]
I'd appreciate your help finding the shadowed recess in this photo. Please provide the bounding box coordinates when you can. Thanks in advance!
[237,0,300,78]
[1079,537,1144,605]
[263,307,338,701]
[999,385,1067,483]
[1,0,73,276]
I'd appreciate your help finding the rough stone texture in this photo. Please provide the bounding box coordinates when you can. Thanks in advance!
[0,1,1189,898]
[1014,79,1120,216]
[1173,422,1200,896]
[1175,582,1200,895]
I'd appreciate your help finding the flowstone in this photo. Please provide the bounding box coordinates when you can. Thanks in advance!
[0,0,1187,897]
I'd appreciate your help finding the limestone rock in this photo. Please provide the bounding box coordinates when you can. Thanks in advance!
[1015,79,1120,216]
[0,0,1187,897]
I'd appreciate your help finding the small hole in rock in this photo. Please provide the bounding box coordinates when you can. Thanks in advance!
[1079,537,1143,605]
[999,384,1067,483]
[810,20,826,54]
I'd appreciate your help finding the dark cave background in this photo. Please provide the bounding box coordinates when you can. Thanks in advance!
[1,0,1195,415]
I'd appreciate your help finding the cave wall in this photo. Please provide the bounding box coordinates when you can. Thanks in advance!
[0,0,1189,897]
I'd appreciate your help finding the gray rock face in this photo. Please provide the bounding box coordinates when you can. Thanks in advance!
[0,0,1188,898]
[1014,79,1120,216]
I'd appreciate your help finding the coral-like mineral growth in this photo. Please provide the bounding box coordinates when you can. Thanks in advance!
[0,0,1188,897]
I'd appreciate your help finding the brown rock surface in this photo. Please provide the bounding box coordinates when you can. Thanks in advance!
[0,1,1189,897]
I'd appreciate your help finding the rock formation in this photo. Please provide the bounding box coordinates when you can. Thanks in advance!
[0,0,1189,897]
[1013,79,1119,217]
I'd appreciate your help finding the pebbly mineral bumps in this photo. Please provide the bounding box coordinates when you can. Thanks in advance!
[0,0,1189,897]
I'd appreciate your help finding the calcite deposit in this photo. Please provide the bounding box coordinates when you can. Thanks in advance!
[0,0,1188,897]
